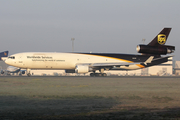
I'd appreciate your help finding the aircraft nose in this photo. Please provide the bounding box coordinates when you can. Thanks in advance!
[4,59,8,64]
[5,59,11,65]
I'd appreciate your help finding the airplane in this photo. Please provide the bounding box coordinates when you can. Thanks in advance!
[4,28,175,77]
[1,66,26,75]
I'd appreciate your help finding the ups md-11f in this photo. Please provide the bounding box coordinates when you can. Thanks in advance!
[4,28,175,76]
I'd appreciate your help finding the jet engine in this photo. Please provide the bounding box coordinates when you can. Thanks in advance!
[65,65,91,74]
[21,71,25,74]
[75,65,89,73]
[1,70,4,74]
[136,45,175,55]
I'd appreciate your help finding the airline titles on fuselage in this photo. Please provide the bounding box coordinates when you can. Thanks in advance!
[27,56,52,59]
[27,56,65,62]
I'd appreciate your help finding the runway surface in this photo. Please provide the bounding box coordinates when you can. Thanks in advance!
[1,75,180,78]
[0,76,180,119]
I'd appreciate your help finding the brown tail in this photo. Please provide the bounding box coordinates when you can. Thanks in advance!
[137,28,175,56]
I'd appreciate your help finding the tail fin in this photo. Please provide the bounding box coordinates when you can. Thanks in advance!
[0,51,9,60]
[137,28,175,56]
[148,28,171,46]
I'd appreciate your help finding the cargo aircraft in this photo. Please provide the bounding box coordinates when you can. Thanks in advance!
[4,28,175,76]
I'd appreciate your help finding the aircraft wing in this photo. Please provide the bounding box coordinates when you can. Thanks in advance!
[91,62,134,67]
[88,56,153,68]
[89,62,142,71]
[76,56,171,72]
[91,56,154,67]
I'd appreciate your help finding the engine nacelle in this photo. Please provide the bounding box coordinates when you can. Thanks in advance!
[21,71,25,74]
[136,45,174,55]
[1,70,4,74]
[75,65,89,73]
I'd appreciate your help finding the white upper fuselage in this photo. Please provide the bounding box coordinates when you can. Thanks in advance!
[5,52,134,70]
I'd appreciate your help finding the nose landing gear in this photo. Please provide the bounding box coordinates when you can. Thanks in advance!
[26,69,31,77]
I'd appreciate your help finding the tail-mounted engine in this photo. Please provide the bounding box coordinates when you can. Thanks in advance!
[137,45,175,55]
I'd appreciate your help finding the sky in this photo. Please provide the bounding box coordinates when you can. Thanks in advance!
[0,0,180,60]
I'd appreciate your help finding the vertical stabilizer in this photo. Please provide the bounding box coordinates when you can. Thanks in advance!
[148,28,171,46]
[137,28,175,56]
[0,51,8,60]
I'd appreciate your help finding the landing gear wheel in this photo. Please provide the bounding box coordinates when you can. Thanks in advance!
[98,73,102,77]
[27,73,31,77]
[90,73,95,77]
[102,73,107,77]
[90,73,107,77]
[95,73,100,77]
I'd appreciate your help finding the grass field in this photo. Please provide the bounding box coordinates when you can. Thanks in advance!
[0,76,180,120]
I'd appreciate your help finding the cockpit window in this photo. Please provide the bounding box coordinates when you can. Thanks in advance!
[8,56,15,59]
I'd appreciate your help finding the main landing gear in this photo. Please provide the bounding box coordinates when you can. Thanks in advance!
[90,68,107,77]
[90,73,107,77]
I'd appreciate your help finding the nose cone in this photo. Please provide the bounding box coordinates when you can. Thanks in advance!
[5,59,12,66]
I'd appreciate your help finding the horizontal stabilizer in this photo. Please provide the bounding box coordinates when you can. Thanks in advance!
[144,56,154,65]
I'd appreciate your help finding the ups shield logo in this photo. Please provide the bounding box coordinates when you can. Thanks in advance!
[158,34,166,45]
